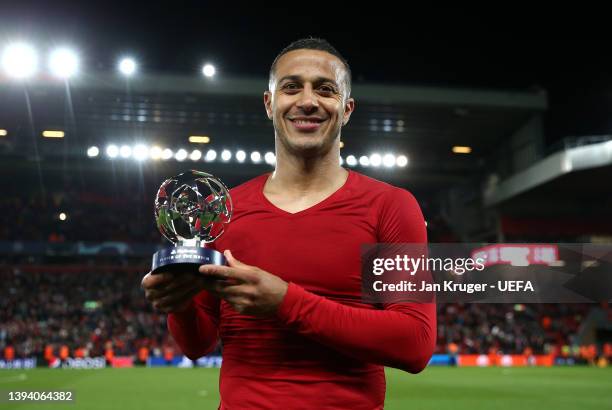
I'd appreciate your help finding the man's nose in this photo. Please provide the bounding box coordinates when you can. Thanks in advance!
[295,86,319,112]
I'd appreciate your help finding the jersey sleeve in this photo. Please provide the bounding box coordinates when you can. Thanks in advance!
[167,290,221,360]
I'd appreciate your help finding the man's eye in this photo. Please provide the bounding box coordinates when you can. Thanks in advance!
[319,85,335,93]
[283,83,299,89]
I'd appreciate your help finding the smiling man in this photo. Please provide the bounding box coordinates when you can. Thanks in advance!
[142,38,436,409]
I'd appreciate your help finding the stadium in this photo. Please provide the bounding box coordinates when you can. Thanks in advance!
[0,5,611,410]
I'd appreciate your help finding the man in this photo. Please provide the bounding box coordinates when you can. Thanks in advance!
[142,38,436,409]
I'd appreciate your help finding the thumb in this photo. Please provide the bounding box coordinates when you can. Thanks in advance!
[224,249,247,268]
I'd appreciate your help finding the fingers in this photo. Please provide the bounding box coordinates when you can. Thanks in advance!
[141,272,176,290]
[154,284,202,313]
[224,249,247,268]
[199,262,258,284]
[145,273,198,301]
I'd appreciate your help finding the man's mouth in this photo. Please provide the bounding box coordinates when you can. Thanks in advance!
[288,117,326,132]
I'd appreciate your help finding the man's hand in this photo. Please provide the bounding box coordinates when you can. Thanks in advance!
[141,271,207,314]
[199,250,288,316]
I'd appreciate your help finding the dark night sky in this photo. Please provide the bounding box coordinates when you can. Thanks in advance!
[2,2,611,145]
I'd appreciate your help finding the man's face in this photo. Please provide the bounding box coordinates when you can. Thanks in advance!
[264,49,354,157]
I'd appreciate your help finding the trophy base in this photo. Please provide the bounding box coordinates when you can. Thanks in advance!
[151,246,226,275]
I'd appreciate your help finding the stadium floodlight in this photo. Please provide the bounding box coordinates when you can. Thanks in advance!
[190,149,202,161]
[49,48,79,79]
[119,145,132,158]
[359,155,370,167]
[339,156,344,165]
[236,150,246,163]
[118,57,137,76]
[149,146,162,160]
[133,144,148,161]
[339,141,344,148]
[251,151,261,163]
[161,148,173,160]
[189,135,210,144]
[452,145,472,154]
[221,149,231,162]
[202,63,216,78]
[346,155,357,167]
[175,149,188,161]
[0,129,7,137]
[382,153,395,168]
[205,149,217,162]
[59,212,67,221]
[106,144,119,158]
[42,130,64,138]
[1,42,38,79]
[369,153,382,167]
[264,152,276,165]
[396,155,408,167]
[87,146,99,157]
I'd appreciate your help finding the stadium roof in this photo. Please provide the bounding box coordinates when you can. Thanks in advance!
[0,74,547,192]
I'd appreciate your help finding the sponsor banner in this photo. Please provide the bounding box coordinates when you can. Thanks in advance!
[147,356,183,367]
[147,355,222,368]
[458,354,554,367]
[49,357,106,369]
[428,354,454,366]
[111,356,134,368]
[195,356,222,368]
[0,358,37,369]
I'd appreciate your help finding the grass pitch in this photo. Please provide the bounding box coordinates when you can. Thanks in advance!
[0,366,610,409]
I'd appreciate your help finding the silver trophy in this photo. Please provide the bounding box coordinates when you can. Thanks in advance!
[151,170,232,274]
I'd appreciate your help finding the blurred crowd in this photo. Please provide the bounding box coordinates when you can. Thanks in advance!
[1,268,609,364]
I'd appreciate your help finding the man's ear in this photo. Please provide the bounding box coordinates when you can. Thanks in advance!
[342,98,355,126]
[264,91,273,120]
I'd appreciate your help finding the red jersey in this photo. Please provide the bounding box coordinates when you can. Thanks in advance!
[168,170,436,409]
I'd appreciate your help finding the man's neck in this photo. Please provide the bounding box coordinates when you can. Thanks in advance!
[266,148,347,196]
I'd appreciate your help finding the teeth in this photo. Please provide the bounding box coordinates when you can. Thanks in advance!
[294,120,320,124]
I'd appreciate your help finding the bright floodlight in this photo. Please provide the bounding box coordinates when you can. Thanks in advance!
[133,144,148,161]
[396,155,408,167]
[236,150,246,163]
[106,144,119,158]
[346,155,357,167]
[118,57,137,76]
[190,149,202,161]
[175,149,188,161]
[59,212,67,221]
[87,146,99,157]
[339,156,344,165]
[202,63,216,77]
[221,149,231,161]
[205,149,217,161]
[1,43,38,78]
[369,153,382,167]
[251,151,261,163]
[161,148,173,160]
[382,153,395,168]
[119,145,132,158]
[150,146,162,160]
[359,155,370,167]
[49,48,79,79]
[264,152,276,165]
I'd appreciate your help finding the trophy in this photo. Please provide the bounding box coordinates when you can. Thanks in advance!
[151,170,233,274]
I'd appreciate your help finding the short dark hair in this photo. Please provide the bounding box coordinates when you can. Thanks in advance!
[269,37,352,97]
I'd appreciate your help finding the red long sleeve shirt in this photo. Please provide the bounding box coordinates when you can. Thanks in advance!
[168,170,436,409]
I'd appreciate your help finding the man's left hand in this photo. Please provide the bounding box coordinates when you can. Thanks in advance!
[198,250,288,316]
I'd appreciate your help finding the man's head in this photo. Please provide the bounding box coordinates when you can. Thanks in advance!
[268,38,352,98]
[264,38,355,158]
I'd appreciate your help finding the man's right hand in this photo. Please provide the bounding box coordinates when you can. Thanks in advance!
[141,272,207,314]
